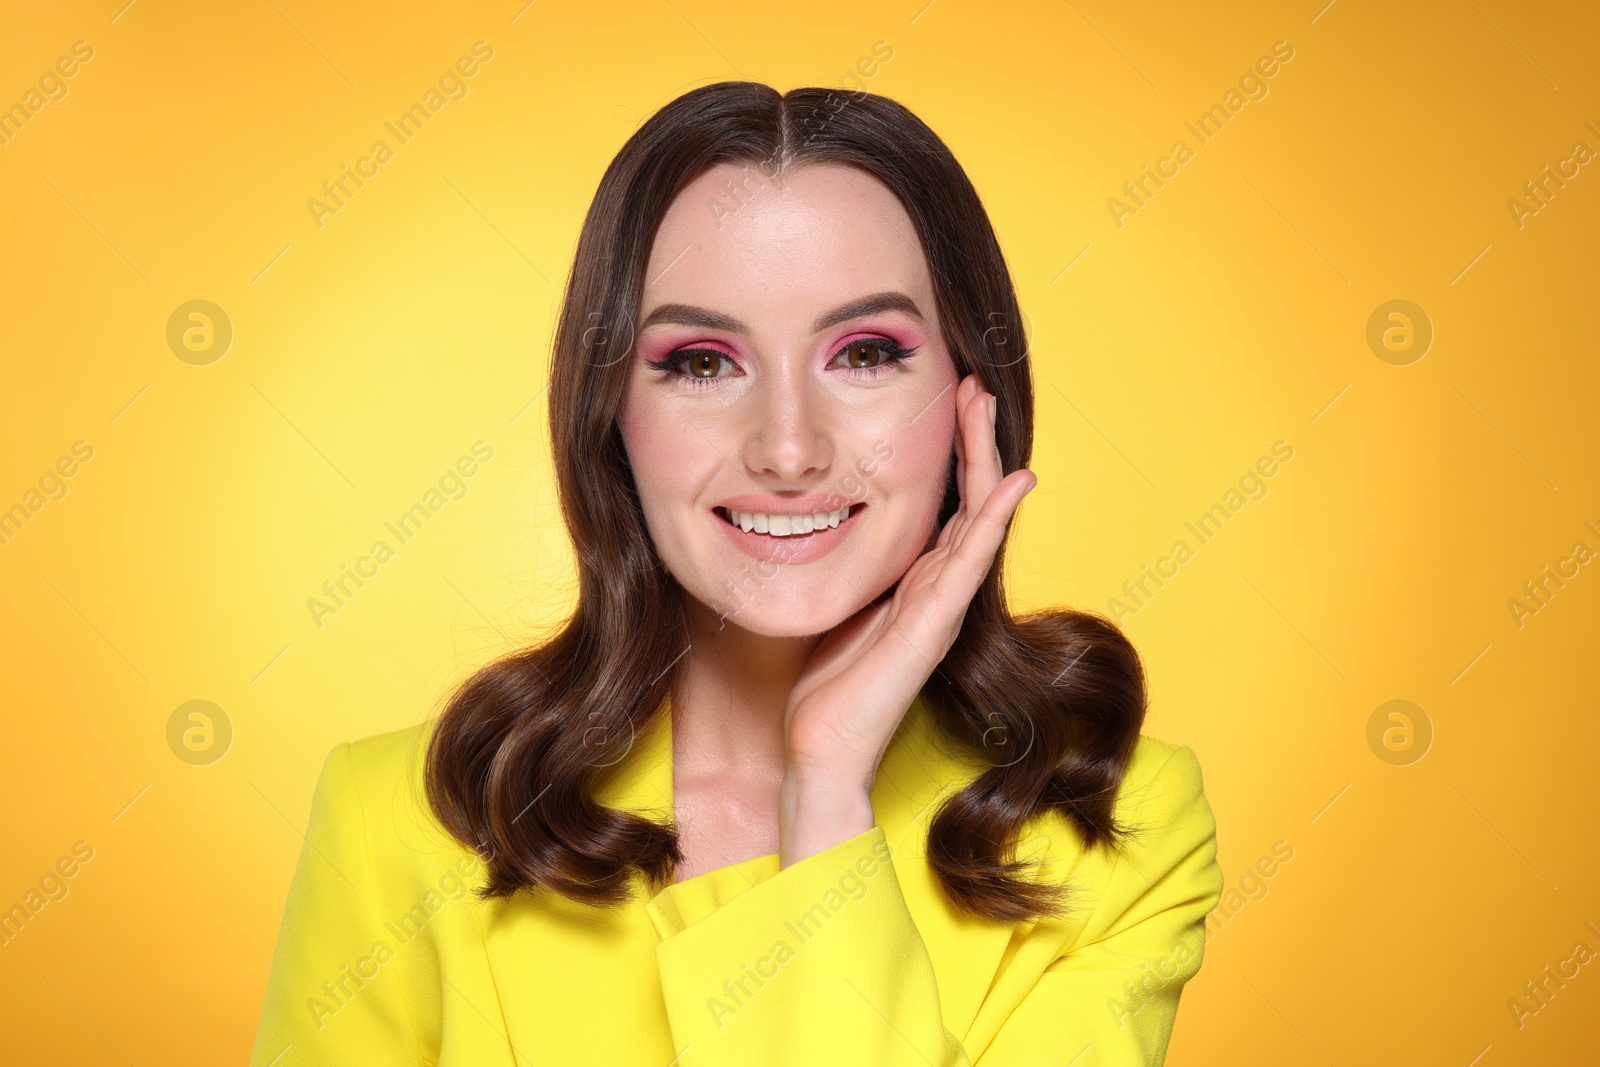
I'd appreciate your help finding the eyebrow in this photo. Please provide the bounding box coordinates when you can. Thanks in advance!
[638,290,925,335]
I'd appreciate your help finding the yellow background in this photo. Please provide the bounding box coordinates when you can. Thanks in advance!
[2,0,1596,1063]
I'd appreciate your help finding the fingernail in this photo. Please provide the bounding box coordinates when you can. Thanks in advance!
[987,395,997,427]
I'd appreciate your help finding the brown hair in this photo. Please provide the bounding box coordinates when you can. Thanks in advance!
[425,81,1146,923]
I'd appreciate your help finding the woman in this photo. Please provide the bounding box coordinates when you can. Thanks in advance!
[250,81,1222,1066]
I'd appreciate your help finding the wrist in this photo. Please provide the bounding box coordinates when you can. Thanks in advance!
[778,771,875,869]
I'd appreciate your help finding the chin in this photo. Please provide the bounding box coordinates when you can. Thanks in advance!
[712,599,853,639]
[700,579,873,638]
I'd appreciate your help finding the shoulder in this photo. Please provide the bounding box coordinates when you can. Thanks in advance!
[1071,734,1222,937]
[312,718,434,817]
[307,718,479,889]
[1016,734,1221,939]
[1117,734,1212,831]
[1025,734,1214,850]
[1103,734,1218,875]
[332,717,437,795]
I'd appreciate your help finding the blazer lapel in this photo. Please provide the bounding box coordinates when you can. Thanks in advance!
[478,703,681,1065]
[874,695,1026,1042]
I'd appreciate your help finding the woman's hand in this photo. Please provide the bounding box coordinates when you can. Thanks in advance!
[778,373,1036,866]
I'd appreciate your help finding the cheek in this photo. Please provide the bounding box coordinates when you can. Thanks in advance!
[616,393,721,542]
[616,388,687,477]
[855,399,954,529]
[887,403,954,491]
[616,397,680,511]
[903,406,956,480]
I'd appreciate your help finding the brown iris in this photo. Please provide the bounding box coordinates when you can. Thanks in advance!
[842,341,889,368]
[687,352,722,377]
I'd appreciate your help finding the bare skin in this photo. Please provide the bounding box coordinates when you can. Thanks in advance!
[669,616,792,880]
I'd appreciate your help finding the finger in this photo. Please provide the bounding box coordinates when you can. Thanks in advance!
[933,503,961,551]
[955,373,979,408]
[944,468,1036,589]
[900,469,1033,653]
[952,375,980,505]
[960,381,993,508]
[963,388,1004,518]
[945,376,989,553]
[951,386,967,508]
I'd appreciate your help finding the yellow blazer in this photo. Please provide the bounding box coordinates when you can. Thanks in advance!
[249,695,1222,1065]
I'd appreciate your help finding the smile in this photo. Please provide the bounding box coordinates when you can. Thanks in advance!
[712,502,866,564]
[718,504,853,536]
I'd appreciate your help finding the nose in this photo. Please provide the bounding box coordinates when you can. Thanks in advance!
[739,360,832,483]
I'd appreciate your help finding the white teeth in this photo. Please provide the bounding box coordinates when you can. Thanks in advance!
[722,505,852,536]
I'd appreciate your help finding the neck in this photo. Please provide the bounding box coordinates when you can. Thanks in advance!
[671,598,822,777]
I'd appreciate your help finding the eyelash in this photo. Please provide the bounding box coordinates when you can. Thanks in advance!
[646,337,920,390]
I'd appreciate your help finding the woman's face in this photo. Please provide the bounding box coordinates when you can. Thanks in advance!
[617,161,961,638]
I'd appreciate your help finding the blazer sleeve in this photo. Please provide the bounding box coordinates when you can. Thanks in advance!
[248,743,424,1067]
[643,744,1222,1067]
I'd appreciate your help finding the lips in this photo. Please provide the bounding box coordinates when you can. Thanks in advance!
[712,502,866,564]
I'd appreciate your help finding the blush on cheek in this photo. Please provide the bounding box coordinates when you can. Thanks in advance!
[614,375,659,454]
[615,386,666,464]
[859,392,956,550]
[894,397,957,488]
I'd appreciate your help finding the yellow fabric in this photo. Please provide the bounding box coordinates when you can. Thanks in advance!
[249,696,1223,1066]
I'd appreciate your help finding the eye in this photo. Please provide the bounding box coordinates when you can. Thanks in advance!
[829,337,919,378]
[645,347,740,388]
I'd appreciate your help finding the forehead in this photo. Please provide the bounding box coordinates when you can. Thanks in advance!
[640,161,934,326]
